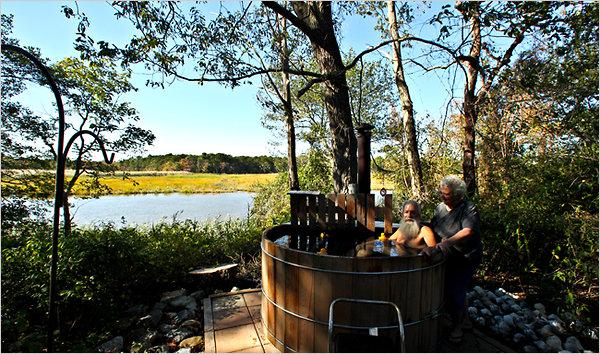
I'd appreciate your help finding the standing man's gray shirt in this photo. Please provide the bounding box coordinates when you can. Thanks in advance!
[431,200,482,259]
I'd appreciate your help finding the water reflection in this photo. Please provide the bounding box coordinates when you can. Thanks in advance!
[38,192,254,226]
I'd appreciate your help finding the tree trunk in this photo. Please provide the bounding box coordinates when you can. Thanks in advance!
[387,1,424,200]
[277,15,300,190]
[63,194,72,236]
[280,2,357,193]
[458,2,481,197]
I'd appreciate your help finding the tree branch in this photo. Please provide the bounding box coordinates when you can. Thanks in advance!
[263,2,318,42]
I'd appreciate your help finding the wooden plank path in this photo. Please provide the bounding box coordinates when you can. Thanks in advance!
[203,288,515,353]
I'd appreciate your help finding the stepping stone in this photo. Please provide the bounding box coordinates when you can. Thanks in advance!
[188,263,238,275]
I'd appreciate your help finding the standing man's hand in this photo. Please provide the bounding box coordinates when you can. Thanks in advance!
[436,238,453,255]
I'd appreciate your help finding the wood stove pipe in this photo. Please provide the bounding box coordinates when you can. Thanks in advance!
[356,123,374,194]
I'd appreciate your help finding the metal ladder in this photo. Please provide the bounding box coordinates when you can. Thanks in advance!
[328,298,406,353]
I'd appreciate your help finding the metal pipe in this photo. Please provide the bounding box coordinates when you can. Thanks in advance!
[356,123,374,194]
[2,43,66,352]
[2,44,114,352]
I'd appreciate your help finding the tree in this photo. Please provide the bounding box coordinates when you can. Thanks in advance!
[438,2,569,195]
[386,1,424,199]
[66,2,362,192]
[2,18,155,233]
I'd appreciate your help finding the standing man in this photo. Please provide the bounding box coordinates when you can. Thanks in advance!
[431,175,482,343]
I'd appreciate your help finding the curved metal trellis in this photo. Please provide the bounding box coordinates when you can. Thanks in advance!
[1,44,115,352]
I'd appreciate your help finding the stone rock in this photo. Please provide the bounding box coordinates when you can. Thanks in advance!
[522,325,538,341]
[510,304,522,313]
[149,309,163,326]
[534,339,550,352]
[126,304,149,317]
[513,333,526,345]
[489,304,500,315]
[230,286,240,292]
[494,288,507,297]
[161,289,187,303]
[502,314,515,328]
[493,315,503,325]
[475,316,486,327]
[467,307,478,318]
[179,336,203,350]
[153,302,167,312]
[127,328,148,343]
[185,300,198,313]
[97,336,124,353]
[138,314,154,328]
[146,331,164,345]
[175,309,192,324]
[523,308,536,322]
[159,323,175,334]
[549,319,567,335]
[523,344,537,353]
[564,336,584,353]
[472,299,483,308]
[473,285,485,297]
[147,345,169,353]
[583,327,599,340]
[501,303,512,313]
[114,317,136,332]
[533,303,546,315]
[163,312,178,325]
[538,324,555,338]
[177,348,191,354]
[514,315,526,329]
[130,341,147,353]
[180,319,202,331]
[568,320,584,333]
[546,335,563,352]
[498,321,512,337]
[480,308,493,318]
[170,295,195,309]
[189,289,206,301]
[166,328,194,344]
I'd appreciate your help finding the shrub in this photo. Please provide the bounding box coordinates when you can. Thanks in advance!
[1,218,263,351]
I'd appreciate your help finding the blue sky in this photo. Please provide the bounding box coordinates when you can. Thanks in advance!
[3,1,452,159]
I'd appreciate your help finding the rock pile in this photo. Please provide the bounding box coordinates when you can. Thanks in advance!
[467,286,598,353]
[97,288,206,353]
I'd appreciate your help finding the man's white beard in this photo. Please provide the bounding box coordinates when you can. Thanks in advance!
[398,219,420,240]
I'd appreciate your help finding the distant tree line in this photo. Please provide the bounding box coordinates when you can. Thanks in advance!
[116,153,286,174]
[2,153,286,174]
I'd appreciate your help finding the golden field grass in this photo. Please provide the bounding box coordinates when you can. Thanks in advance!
[4,169,390,196]
[71,172,278,195]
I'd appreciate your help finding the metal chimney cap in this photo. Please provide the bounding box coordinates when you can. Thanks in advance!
[356,123,375,133]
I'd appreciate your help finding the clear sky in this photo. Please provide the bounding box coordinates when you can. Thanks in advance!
[2,1,452,160]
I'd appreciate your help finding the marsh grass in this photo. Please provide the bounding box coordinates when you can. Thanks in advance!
[71,172,278,195]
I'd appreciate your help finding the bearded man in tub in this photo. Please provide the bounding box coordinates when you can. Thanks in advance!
[389,200,437,256]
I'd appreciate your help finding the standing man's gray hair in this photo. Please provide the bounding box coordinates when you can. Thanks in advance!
[440,175,467,200]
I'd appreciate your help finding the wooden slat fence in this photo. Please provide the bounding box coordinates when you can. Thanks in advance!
[288,191,393,233]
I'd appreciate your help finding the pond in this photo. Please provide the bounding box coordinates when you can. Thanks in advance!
[48,192,254,226]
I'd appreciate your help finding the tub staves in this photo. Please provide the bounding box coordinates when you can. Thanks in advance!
[262,224,446,352]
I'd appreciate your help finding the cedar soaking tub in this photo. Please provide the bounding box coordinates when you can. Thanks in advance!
[260,192,446,353]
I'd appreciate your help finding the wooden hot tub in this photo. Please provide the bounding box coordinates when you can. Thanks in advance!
[261,223,446,352]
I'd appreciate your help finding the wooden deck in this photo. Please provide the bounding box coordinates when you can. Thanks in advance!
[203,288,515,353]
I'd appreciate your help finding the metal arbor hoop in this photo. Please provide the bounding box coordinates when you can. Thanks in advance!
[1,44,115,352]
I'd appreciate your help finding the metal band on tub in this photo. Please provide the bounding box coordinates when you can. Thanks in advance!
[261,287,445,330]
[260,241,446,275]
